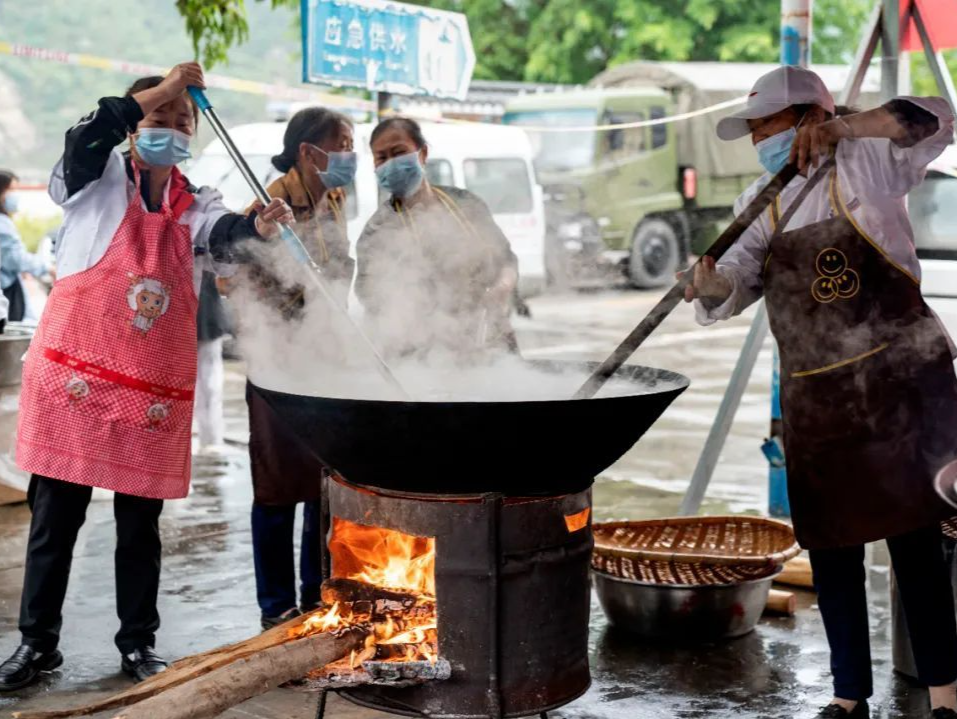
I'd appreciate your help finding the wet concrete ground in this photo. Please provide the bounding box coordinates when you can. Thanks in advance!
[0,288,946,718]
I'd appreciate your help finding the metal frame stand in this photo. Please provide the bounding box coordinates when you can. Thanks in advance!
[315,690,328,719]
[680,303,769,515]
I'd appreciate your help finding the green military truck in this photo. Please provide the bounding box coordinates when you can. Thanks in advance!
[503,62,879,288]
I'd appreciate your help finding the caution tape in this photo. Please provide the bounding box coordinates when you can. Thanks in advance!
[0,41,376,112]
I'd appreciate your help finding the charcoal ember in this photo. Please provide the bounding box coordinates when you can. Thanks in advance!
[373,643,425,660]
[292,657,451,692]
[363,658,452,683]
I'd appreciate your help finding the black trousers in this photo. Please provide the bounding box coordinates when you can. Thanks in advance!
[809,524,957,700]
[18,475,164,655]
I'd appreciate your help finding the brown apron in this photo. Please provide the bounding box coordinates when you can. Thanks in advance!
[247,381,325,505]
[763,157,957,549]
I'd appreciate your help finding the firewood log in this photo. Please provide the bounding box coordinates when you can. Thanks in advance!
[321,578,435,618]
[321,578,420,606]
[111,628,368,719]
[12,609,334,719]
[775,556,814,589]
[763,589,797,616]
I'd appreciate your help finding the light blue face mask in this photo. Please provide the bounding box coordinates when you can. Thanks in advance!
[310,145,357,189]
[755,127,797,175]
[375,152,425,198]
[2,193,19,215]
[134,128,192,167]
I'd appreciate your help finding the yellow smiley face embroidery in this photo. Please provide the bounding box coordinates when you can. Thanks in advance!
[816,249,848,277]
[812,249,860,303]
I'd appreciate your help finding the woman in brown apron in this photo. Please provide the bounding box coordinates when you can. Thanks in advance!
[688,66,957,719]
[355,117,519,362]
[241,108,355,630]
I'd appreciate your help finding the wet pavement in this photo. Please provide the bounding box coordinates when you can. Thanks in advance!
[0,288,942,718]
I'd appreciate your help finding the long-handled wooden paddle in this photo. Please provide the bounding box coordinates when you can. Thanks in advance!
[574,163,800,399]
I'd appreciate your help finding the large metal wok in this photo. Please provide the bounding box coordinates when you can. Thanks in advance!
[251,361,689,496]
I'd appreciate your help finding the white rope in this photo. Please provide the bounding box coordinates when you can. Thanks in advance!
[390,95,749,133]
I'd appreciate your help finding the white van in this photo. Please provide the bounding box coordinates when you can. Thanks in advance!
[909,145,957,339]
[186,120,547,295]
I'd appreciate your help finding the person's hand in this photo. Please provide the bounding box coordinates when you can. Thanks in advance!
[252,198,295,239]
[789,118,852,172]
[680,256,732,303]
[159,62,206,100]
[486,269,517,314]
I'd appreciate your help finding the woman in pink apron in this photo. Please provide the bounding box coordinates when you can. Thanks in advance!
[0,63,292,692]
[687,66,957,719]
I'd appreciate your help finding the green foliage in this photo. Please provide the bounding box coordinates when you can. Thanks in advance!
[177,0,300,67]
[173,0,957,99]
[177,0,251,66]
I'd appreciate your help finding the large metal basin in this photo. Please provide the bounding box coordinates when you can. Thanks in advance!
[251,360,689,496]
[0,323,34,503]
[593,569,776,641]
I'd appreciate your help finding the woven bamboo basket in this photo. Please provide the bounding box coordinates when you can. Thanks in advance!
[592,516,800,587]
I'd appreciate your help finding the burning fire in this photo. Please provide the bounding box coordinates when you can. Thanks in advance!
[329,517,435,596]
[291,518,438,673]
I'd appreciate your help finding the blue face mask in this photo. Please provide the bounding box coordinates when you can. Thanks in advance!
[134,128,192,167]
[311,145,357,189]
[2,193,19,215]
[376,152,424,198]
[755,127,797,175]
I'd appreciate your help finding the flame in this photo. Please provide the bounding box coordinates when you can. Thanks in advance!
[380,624,438,645]
[329,518,435,597]
[294,518,439,672]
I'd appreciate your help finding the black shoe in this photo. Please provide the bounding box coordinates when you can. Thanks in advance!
[120,647,168,683]
[932,709,957,719]
[261,607,301,632]
[817,701,869,718]
[0,645,63,692]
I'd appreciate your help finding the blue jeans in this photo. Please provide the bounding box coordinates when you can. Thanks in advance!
[251,501,323,618]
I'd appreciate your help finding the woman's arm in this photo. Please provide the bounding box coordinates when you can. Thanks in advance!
[195,187,293,268]
[0,230,49,279]
[61,96,144,199]
[60,63,205,201]
[688,191,772,325]
[791,97,954,193]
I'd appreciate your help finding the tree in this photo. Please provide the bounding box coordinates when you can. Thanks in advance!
[173,0,955,96]
[177,0,299,68]
[403,0,544,81]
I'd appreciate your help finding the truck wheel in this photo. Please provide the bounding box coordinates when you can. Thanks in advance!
[629,219,680,289]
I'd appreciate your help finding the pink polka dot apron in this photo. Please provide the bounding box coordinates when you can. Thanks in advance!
[17,166,198,499]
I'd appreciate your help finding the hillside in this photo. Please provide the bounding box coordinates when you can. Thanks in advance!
[0,0,301,180]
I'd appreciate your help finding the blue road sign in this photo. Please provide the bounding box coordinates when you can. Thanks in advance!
[301,0,476,100]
